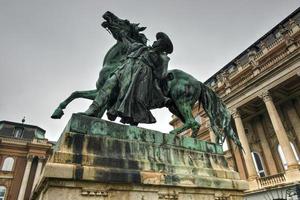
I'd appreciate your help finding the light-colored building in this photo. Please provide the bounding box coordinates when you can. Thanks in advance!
[0,120,53,200]
[170,7,300,200]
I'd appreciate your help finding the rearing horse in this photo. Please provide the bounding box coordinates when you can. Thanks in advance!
[51,11,147,119]
[51,11,242,149]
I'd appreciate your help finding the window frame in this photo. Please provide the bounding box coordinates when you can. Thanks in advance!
[0,186,7,200]
[278,142,300,170]
[251,151,266,177]
[13,127,24,138]
[1,157,15,172]
[195,115,201,123]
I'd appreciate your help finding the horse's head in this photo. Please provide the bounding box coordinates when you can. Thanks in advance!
[102,11,147,44]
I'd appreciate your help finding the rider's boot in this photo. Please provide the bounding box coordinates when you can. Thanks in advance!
[82,88,109,116]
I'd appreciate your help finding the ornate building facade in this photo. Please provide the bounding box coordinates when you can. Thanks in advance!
[0,120,52,200]
[170,7,300,200]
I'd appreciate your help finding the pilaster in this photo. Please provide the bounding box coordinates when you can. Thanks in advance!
[18,154,34,200]
[31,156,45,194]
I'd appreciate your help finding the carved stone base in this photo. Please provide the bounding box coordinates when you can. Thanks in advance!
[35,179,244,200]
[32,114,248,200]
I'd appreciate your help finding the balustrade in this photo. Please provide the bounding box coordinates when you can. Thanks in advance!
[257,173,286,188]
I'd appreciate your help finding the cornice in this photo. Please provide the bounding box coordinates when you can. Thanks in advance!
[205,7,300,85]
[222,49,300,107]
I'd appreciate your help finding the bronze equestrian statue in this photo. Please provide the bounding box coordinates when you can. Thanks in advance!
[51,11,242,149]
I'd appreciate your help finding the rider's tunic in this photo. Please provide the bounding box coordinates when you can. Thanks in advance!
[107,42,169,124]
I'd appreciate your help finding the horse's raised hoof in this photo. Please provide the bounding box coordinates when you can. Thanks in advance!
[51,108,64,119]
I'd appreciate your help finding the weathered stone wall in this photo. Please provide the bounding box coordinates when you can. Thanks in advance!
[32,114,247,200]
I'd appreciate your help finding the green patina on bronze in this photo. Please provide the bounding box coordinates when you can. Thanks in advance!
[63,114,223,154]
[51,11,242,149]
[49,115,249,189]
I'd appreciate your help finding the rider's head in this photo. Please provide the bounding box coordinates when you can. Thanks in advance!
[152,32,173,54]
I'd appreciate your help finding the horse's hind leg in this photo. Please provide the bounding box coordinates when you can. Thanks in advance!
[169,102,200,138]
[51,89,98,119]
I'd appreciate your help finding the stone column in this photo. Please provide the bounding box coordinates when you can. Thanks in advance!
[31,157,44,193]
[232,109,257,179]
[229,140,247,180]
[261,91,299,169]
[285,101,300,146]
[254,117,278,175]
[18,155,33,200]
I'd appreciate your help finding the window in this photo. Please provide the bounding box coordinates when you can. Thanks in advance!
[0,186,6,200]
[228,66,235,73]
[251,152,266,177]
[222,138,229,151]
[2,157,14,171]
[13,127,23,138]
[275,31,282,39]
[195,115,201,123]
[278,142,300,170]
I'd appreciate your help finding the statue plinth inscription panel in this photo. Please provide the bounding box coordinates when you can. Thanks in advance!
[32,114,247,200]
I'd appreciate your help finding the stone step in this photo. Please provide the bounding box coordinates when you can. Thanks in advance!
[42,163,248,190]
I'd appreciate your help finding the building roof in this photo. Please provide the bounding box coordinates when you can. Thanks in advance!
[0,120,46,140]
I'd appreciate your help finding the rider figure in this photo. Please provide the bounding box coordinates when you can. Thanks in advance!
[83,32,173,125]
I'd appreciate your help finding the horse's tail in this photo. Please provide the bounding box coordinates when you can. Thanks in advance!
[198,82,243,150]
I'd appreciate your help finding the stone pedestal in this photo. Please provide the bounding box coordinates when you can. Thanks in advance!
[32,114,248,200]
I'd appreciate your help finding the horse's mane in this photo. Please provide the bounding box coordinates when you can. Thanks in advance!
[138,33,147,45]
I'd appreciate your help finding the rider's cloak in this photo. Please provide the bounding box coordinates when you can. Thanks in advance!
[107,42,169,124]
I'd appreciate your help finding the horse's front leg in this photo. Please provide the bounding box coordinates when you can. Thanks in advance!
[51,89,98,119]
[170,123,192,136]
[170,120,200,137]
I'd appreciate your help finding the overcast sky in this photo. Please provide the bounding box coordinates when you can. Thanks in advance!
[0,1,299,141]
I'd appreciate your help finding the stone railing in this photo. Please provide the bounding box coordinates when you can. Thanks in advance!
[0,136,48,145]
[259,49,290,72]
[219,39,298,97]
[0,136,31,144]
[257,173,286,188]
[32,138,48,144]
[266,36,284,51]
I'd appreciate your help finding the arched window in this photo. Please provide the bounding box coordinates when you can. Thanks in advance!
[0,186,6,200]
[2,157,14,171]
[251,152,266,177]
[13,127,23,138]
[278,142,300,170]
[195,115,201,123]
[222,138,229,151]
